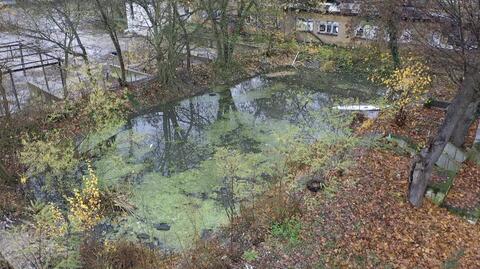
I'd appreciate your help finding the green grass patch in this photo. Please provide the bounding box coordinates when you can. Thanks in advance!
[242,249,259,262]
[271,217,302,245]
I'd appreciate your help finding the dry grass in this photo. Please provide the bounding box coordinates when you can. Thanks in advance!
[176,184,303,269]
[80,239,177,269]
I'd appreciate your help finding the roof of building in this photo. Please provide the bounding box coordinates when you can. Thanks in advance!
[285,1,360,16]
[286,1,433,21]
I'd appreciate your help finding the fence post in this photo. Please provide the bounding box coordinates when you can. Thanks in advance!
[9,71,21,110]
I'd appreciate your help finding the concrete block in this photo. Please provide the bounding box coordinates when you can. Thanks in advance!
[436,153,462,172]
[443,142,467,163]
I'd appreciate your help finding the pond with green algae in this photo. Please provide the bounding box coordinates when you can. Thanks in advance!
[87,70,379,249]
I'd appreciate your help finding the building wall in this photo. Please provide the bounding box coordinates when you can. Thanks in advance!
[284,10,455,50]
[285,10,356,46]
[0,0,16,5]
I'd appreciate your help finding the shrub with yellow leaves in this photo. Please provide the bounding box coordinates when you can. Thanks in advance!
[358,119,375,133]
[67,163,102,231]
[31,202,68,238]
[370,58,432,125]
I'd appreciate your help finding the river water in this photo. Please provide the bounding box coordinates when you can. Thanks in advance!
[84,70,379,249]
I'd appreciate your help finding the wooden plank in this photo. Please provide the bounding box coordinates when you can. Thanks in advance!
[9,71,21,110]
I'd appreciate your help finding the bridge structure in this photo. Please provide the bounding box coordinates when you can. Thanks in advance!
[0,40,65,118]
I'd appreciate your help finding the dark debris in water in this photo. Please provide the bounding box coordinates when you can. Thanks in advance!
[154,223,171,231]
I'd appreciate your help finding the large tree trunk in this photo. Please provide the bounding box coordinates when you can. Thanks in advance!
[408,71,480,207]
[62,35,74,99]
[450,100,479,147]
[387,19,401,69]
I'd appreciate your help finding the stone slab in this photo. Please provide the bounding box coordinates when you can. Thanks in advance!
[443,142,467,163]
[436,153,462,172]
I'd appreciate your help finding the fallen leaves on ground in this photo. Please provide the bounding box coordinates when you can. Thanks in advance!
[445,161,480,211]
[249,148,480,268]
[362,107,445,145]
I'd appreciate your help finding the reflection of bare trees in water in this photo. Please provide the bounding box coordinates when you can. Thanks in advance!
[140,99,219,176]
[123,75,340,180]
[161,105,183,176]
[217,90,236,119]
[217,177,236,220]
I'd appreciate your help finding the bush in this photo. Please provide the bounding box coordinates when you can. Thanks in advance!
[275,37,301,55]
[11,201,81,269]
[67,163,103,231]
[370,58,432,125]
[271,217,302,245]
[80,239,172,269]
[242,249,259,262]
[20,130,78,194]
[83,88,128,132]
[306,45,355,71]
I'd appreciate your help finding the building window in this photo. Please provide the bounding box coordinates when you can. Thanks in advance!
[319,22,326,32]
[355,27,364,37]
[296,18,314,32]
[355,24,378,40]
[332,22,339,34]
[307,19,314,32]
[429,32,454,50]
[318,21,339,35]
[400,30,412,43]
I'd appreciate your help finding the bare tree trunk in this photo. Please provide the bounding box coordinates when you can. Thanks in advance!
[408,71,480,207]
[178,12,191,73]
[114,37,128,85]
[185,35,192,72]
[450,100,479,147]
[0,74,11,121]
[107,31,127,86]
[62,35,74,99]
[387,19,401,69]
[95,0,127,86]
[54,5,90,65]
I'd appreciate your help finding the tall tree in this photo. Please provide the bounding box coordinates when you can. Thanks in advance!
[357,0,407,68]
[93,0,128,86]
[7,0,93,97]
[408,0,480,207]
[12,0,91,65]
[132,0,187,85]
[0,72,10,121]
[198,0,257,66]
